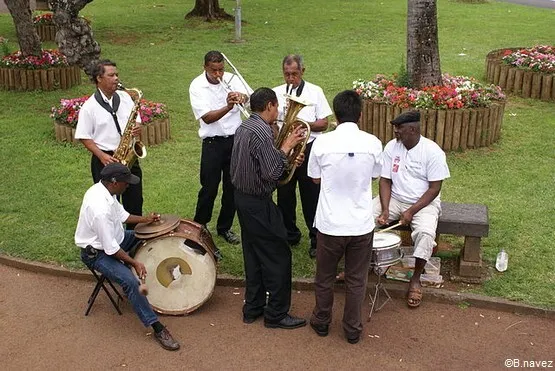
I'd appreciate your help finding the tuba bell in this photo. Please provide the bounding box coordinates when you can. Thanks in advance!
[275,94,311,185]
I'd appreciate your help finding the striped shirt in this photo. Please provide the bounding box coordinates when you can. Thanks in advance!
[231,113,288,197]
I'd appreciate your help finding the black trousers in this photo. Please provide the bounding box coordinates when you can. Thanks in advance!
[234,190,292,323]
[194,136,236,234]
[90,152,143,230]
[277,141,320,249]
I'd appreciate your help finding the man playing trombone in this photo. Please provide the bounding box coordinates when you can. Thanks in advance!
[189,50,252,246]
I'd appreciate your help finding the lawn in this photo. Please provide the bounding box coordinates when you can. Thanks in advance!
[0,0,553,308]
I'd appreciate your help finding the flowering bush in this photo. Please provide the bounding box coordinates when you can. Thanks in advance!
[51,96,169,128]
[353,74,505,109]
[32,13,54,25]
[502,45,555,74]
[0,49,69,69]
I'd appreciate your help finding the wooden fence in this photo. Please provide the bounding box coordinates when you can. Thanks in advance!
[54,117,171,146]
[486,48,555,102]
[0,65,81,91]
[360,101,505,151]
[36,24,56,42]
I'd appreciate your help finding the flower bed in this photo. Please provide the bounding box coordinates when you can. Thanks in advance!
[51,96,171,145]
[486,46,555,101]
[353,74,506,151]
[33,13,56,42]
[0,49,81,90]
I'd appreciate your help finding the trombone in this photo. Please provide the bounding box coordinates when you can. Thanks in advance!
[219,53,253,119]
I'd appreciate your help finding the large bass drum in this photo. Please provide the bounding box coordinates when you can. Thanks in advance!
[134,222,217,315]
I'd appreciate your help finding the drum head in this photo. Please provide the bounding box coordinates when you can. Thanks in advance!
[373,232,401,249]
[135,233,216,315]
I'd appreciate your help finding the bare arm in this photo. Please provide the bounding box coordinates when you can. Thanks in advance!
[201,92,246,124]
[377,177,392,225]
[310,117,329,133]
[401,180,443,224]
[80,139,118,166]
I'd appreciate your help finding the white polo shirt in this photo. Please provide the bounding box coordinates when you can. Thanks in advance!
[273,81,332,143]
[75,90,139,151]
[189,71,252,139]
[74,182,130,255]
[381,136,450,204]
[308,122,383,236]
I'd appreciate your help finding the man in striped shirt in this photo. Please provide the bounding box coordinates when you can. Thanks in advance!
[230,87,307,330]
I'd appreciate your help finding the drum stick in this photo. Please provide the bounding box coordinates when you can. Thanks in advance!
[376,221,403,234]
[132,267,149,296]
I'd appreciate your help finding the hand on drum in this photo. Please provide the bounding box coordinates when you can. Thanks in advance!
[376,211,389,226]
[133,261,147,279]
[144,212,161,224]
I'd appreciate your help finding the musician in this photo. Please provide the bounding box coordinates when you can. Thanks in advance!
[75,59,143,230]
[75,163,180,351]
[230,87,307,329]
[273,54,333,258]
[189,50,252,246]
[374,110,450,308]
[308,90,382,344]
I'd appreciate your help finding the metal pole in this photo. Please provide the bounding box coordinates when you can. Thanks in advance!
[234,0,242,42]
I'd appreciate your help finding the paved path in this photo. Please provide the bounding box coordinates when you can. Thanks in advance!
[499,0,555,9]
[0,264,553,370]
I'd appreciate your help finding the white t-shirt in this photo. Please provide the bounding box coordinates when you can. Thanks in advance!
[74,182,130,255]
[75,90,139,151]
[189,71,252,139]
[381,136,450,204]
[273,81,332,143]
[308,122,383,236]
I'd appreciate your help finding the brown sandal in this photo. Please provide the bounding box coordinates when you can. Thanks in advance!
[407,287,422,308]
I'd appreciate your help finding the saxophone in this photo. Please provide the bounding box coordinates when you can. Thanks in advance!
[113,83,147,168]
[275,94,311,185]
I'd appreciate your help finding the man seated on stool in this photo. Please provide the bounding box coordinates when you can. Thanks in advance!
[374,110,450,308]
[75,163,180,351]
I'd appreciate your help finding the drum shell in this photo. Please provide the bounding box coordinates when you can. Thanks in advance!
[371,232,402,267]
[134,231,217,315]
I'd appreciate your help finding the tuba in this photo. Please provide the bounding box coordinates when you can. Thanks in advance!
[275,94,311,185]
[113,83,147,168]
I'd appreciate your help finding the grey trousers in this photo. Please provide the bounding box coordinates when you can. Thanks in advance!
[311,230,374,338]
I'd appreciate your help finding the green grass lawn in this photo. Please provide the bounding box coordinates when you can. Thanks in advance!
[0,0,554,308]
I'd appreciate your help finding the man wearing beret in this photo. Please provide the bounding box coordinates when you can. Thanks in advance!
[374,110,450,308]
[75,163,180,351]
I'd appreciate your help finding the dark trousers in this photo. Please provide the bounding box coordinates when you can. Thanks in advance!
[277,141,319,249]
[194,136,235,234]
[234,190,292,323]
[311,230,374,338]
[91,153,143,230]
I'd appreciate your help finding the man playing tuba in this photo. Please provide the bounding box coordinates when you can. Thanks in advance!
[75,59,144,230]
[273,55,333,258]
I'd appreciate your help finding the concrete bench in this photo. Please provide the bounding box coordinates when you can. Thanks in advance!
[380,202,489,278]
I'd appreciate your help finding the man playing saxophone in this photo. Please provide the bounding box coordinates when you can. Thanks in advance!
[189,50,252,246]
[273,54,333,258]
[75,59,144,229]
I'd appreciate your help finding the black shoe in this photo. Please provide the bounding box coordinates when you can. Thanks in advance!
[310,322,329,337]
[154,327,180,351]
[346,334,360,344]
[243,313,263,324]
[264,315,307,329]
[218,230,241,245]
[308,247,317,259]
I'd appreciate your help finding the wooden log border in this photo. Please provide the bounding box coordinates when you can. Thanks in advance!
[485,47,555,102]
[35,24,57,42]
[54,117,171,147]
[360,101,505,151]
[0,65,81,91]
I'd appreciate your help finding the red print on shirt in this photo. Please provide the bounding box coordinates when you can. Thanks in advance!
[393,156,400,173]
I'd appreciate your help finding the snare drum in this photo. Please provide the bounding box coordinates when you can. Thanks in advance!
[371,232,402,267]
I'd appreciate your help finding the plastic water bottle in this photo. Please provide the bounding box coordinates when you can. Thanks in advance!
[495,249,508,272]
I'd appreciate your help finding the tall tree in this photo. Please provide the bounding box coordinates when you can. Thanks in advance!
[406,0,442,89]
[4,0,42,56]
[186,0,233,21]
[48,0,100,77]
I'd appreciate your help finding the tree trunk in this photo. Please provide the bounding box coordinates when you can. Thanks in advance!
[4,0,42,56]
[48,0,100,78]
[186,0,233,21]
[407,0,442,89]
